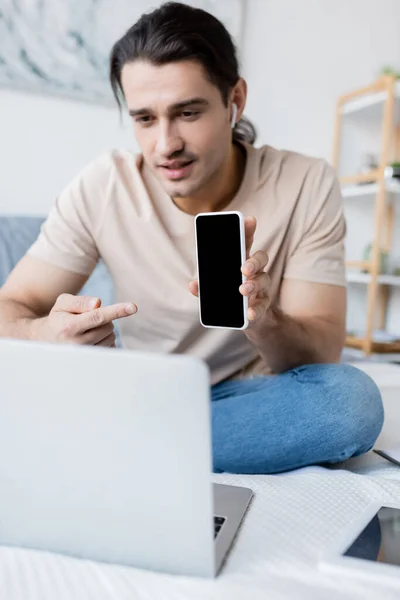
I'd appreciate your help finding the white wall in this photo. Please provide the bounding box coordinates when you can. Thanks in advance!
[242,0,400,159]
[0,89,137,215]
[242,0,400,335]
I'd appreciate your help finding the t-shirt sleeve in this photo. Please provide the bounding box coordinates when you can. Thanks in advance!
[283,160,346,287]
[27,159,106,276]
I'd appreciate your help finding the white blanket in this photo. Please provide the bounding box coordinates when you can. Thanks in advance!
[1,457,400,600]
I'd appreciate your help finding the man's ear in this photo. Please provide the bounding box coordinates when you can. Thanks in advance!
[230,78,247,122]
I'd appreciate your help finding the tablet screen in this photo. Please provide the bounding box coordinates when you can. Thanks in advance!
[344,507,400,566]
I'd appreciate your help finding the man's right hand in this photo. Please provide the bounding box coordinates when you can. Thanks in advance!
[40,294,137,347]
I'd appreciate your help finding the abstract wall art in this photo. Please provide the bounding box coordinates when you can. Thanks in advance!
[0,0,245,105]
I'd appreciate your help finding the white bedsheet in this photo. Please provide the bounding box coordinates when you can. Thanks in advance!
[1,454,400,600]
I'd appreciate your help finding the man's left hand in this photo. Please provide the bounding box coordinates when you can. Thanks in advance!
[188,216,271,328]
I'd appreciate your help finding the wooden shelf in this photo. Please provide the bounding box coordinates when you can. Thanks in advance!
[339,171,380,186]
[340,79,400,123]
[341,179,400,198]
[346,334,400,353]
[346,272,400,286]
[342,347,400,363]
[346,260,371,271]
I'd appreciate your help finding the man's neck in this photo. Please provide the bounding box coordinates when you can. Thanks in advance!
[173,143,246,216]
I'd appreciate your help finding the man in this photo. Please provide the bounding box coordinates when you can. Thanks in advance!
[0,2,383,474]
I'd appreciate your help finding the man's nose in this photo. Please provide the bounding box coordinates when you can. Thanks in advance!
[155,120,184,157]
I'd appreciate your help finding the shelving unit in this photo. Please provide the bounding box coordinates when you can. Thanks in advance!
[340,80,400,118]
[346,272,400,286]
[332,75,400,355]
[341,180,400,199]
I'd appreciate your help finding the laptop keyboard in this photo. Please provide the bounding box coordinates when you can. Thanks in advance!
[214,516,226,538]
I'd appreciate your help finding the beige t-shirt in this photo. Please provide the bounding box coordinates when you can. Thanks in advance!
[28,143,346,385]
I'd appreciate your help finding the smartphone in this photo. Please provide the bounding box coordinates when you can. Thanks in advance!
[194,211,248,330]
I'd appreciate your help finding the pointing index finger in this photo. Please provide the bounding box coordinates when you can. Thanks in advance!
[78,302,137,332]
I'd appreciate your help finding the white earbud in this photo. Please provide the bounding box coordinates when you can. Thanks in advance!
[231,103,238,128]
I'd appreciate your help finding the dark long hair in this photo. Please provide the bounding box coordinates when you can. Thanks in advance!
[109,1,256,145]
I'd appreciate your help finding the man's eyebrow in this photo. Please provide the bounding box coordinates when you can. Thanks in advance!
[169,97,209,111]
[128,97,209,117]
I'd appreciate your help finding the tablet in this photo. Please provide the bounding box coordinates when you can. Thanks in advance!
[320,501,400,586]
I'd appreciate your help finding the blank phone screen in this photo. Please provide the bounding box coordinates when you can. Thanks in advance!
[195,213,245,328]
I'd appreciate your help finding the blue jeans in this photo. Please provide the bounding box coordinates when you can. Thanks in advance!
[211,364,384,474]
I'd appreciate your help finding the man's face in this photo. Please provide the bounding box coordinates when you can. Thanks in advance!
[121,60,232,198]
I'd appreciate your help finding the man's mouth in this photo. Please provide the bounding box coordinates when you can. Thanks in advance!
[158,159,195,180]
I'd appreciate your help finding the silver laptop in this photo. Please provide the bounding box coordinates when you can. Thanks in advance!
[0,339,252,577]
